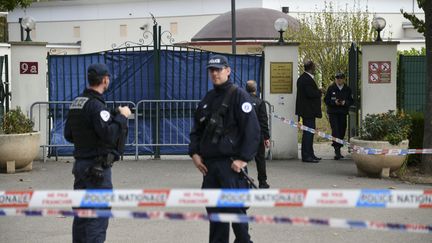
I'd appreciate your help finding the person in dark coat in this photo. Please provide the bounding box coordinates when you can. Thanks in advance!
[324,72,354,159]
[295,60,323,163]
[246,80,271,188]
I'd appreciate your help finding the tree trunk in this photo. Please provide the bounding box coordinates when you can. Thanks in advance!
[422,0,432,174]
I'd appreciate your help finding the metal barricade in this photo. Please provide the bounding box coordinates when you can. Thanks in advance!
[134,100,200,160]
[30,101,136,162]
[263,100,274,160]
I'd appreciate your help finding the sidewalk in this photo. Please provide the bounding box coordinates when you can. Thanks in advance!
[0,147,430,243]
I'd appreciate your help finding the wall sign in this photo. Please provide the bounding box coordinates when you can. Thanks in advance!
[270,62,293,94]
[368,61,391,83]
[20,62,38,74]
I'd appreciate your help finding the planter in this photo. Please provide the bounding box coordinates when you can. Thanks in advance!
[0,132,40,173]
[350,137,408,178]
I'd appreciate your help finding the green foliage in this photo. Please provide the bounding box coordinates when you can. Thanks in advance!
[407,112,424,165]
[397,47,426,56]
[1,107,34,134]
[0,0,32,12]
[360,111,412,145]
[400,0,427,35]
[286,1,374,88]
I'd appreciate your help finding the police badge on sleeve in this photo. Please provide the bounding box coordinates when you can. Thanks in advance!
[241,102,252,113]
[100,110,111,122]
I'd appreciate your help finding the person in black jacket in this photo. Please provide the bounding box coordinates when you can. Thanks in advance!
[64,63,131,243]
[246,80,270,188]
[295,60,323,163]
[324,72,354,159]
[189,55,260,243]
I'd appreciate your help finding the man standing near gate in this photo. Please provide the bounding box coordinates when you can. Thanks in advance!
[189,55,260,243]
[246,80,270,188]
[64,63,131,243]
[295,60,323,163]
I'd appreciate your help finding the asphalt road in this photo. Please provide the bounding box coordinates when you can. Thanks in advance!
[0,154,431,243]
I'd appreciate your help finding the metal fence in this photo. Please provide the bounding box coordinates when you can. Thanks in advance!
[397,55,426,113]
[30,99,274,162]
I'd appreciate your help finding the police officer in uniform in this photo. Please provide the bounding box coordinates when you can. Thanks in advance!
[245,80,270,188]
[324,72,353,160]
[64,63,131,243]
[189,55,260,243]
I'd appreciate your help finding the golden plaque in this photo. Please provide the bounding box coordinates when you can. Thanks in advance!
[270,62,293,93]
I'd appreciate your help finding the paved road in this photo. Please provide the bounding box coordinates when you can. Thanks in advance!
[0,155,431,243]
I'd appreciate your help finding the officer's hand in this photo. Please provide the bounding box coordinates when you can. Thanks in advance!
[192,154,207,175]
[264,139,271,148]
[231,160,247,173]
[118,106,132,118]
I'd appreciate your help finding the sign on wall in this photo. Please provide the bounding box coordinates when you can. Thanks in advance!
[20,62,38,74]
[368,61,391,83]
[270,62,293,93]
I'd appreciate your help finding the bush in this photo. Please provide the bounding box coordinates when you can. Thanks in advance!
[1,107,34,134]
[360,110,411,145]
[407,112,424,165]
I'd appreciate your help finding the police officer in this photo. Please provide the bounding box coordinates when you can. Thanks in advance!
[64,63,131,243]
[324,72,353,160]
[245,80,270,188]
[189,55,260,243]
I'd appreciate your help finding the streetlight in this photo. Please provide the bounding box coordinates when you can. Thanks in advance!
[372,16,386,42]
[20,16,36,41]
[274,18,288,44]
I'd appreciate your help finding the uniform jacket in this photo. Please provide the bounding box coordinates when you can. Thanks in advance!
[189,81,261,162]
[249,94,270,140]
[324,83,354,115]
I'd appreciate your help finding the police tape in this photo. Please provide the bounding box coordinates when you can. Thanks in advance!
[1,208,430,234]
[273,114,432,156]
[1,189,431,209]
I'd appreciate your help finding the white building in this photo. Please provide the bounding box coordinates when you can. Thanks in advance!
[4,0,426,54]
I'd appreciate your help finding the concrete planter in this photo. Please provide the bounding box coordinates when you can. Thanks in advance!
[350,137,408,178]
[0,132,40,173]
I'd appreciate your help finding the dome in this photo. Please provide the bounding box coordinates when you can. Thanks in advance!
[191,8,299,41]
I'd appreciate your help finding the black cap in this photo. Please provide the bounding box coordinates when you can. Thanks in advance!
[335,72,345,79]
[207,55,229,69]
[87,63,110,77]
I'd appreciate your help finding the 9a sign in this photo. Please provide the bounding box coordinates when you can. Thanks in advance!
[20,62,38,74]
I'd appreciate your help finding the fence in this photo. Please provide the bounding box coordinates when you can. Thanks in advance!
[30,99,274,162]
[397,55,426,113]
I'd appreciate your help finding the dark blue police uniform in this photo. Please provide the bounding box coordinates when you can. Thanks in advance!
[65,87,128,243]
[189,78,260,243]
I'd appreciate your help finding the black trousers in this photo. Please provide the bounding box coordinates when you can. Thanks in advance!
[202,158,252,243]
[328,113,347,149]
[254,141,267,182]
[301,117,316,160]
[72,158,112,243]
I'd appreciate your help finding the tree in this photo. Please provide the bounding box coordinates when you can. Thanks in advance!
[401,0,432,174]
[0,0,32,42]
[286,2,374,88]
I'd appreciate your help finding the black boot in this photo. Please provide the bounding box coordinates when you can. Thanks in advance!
[259,181,270,189]
[334,147,342,160]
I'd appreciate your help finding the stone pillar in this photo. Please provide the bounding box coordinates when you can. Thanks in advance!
[360,42,399,119]
[262,43,299,159]
[9,41,48,158]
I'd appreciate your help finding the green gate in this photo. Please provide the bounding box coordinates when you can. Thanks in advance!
[397,55,426,113]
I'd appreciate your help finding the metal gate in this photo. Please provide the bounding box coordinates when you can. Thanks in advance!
[0,55,9,122]
[47,20,264,157]
[348,42,361,141]
[397,55,426,113]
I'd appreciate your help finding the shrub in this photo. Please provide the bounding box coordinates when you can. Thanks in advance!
[1,107,34,134]
[360,110,412,145]
[407,112,424,165]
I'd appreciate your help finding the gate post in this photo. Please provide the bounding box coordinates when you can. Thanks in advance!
[9,41,48,159]
[360,41,399,120]
[262,43,299,159]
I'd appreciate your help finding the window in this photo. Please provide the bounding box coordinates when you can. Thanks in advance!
[170,22,178,35]
[120,24,127,37]
[73,26,80,38]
